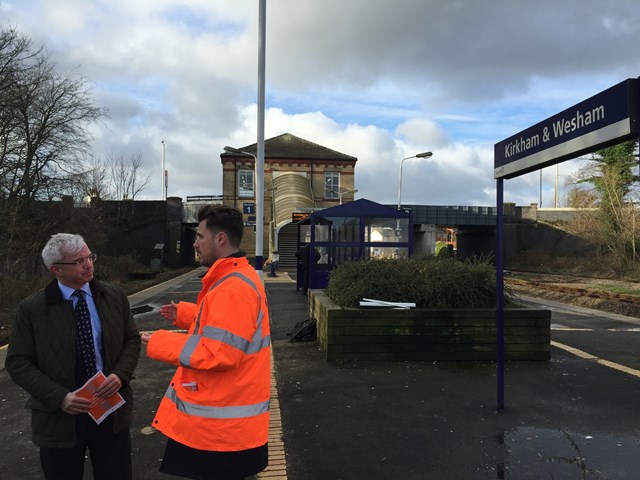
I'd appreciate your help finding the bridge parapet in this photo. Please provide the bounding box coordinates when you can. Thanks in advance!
[400,205,497,226]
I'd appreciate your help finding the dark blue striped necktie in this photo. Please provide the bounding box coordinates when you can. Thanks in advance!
[73,290,97,379]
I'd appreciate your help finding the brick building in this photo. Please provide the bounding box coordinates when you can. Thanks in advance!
[220,133,358,270]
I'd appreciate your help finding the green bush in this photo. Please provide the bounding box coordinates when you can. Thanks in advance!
[326,255,499,309]
[435,241,454,257]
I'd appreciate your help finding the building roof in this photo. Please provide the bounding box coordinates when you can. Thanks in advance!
[223,133,357,162]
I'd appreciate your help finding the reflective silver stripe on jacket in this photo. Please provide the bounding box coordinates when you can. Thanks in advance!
[165,385,270,419]
[179,271,270,368]
[179,334,203,367]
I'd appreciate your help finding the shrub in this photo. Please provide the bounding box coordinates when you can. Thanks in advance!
[94,254,142,283]
[435,241,454,257]
[326,255,499,309]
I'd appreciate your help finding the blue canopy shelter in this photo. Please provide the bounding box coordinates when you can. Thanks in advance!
[296,198,413,291]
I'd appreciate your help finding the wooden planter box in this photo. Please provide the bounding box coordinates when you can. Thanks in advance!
[309,290,551,362]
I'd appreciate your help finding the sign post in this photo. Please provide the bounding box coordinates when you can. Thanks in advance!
[493,77,640,412]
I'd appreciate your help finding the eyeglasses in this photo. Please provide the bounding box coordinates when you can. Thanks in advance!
[54,253,97,266]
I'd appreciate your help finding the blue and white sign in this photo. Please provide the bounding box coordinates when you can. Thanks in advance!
[243,202,255,214]
[494,78,640,179]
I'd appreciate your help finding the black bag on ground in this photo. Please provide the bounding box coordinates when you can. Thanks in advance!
[287,317,317,342]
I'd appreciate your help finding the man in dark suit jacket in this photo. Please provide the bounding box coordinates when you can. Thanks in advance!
[6,233,140,480]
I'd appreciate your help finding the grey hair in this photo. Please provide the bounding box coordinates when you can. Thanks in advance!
[42,233,87,268]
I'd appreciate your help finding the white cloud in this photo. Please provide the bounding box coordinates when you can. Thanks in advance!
[1,0,638,206]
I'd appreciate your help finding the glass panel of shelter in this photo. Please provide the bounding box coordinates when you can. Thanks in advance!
[364,217,409,243]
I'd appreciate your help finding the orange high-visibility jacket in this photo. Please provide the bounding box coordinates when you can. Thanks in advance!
[147,256,271,451]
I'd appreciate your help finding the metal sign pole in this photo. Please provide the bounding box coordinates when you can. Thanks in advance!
[255,0,266,279]
[496,178,505,411]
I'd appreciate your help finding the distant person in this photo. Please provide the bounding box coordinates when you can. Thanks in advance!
[141,205,270,480]
[296,243,320,294]
[6,233,141,480]
[265,250,279,277]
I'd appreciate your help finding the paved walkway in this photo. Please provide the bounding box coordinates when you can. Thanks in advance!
[4,269,640,479]
[0,268,293,480]
[260,271,294,480]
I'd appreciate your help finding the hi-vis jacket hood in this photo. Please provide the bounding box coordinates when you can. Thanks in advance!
[147,256,271,451]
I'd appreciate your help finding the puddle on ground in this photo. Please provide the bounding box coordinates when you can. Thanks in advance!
[475,426,640,479]
[131,304,154,315]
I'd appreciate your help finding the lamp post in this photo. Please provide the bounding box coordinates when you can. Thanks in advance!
[397,151,433,210]
[161,140,166,200]
[554,164,559,209]
[338,188,358,205]
[256,0,266,280]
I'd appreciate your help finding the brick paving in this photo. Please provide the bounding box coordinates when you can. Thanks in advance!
[258,350,288,480]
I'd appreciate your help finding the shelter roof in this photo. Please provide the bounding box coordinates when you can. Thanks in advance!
[309,198,410,219]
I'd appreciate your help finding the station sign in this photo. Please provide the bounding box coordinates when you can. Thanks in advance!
[242,202,255,214]
[494,78,640,179]
[242,202,256,226]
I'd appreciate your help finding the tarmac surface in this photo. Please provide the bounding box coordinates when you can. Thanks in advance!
[1,268,640,479]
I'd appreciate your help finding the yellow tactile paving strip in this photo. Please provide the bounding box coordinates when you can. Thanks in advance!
[257,350,288,479]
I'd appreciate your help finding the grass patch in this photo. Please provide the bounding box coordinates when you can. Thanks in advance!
[597,286,640,296]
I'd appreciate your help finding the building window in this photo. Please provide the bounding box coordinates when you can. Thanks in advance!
[324,172,340,199]
[238,169,254,198]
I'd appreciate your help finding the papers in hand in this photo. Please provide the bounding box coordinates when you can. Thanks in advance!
[73,371,125,424]
[359,298,416,309]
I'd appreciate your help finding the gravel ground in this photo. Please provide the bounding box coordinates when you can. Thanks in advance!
[507,272,640,319]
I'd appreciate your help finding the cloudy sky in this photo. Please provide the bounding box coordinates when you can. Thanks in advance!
[2,0,639,207]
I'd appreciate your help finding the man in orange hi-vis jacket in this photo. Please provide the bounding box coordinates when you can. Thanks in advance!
[141,205,270,480]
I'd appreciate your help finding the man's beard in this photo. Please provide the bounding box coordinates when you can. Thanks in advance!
[197,253,214,268]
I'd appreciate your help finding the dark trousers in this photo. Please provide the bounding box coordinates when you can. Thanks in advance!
[39,415,132,480]
[160,438,268,480]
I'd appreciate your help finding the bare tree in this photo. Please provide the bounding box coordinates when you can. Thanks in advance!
[565,185,598,208]
[106,151,151,200]
[0,27,106,270]
[0,28,40,198]
[0,28,106,202]
[60,154,113,204]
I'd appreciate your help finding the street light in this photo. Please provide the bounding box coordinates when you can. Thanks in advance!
[161,140,166,200]
[338,188,358,205]
[397,151,433,210]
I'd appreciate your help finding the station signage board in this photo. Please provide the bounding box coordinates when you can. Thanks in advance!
[494,78,640,179]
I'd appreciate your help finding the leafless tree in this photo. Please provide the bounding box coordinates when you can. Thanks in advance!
[106,151,151,200]
[0,26,106,270]
[565,185,598,208]
[0,28,106,202]
[58,154,113,204]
